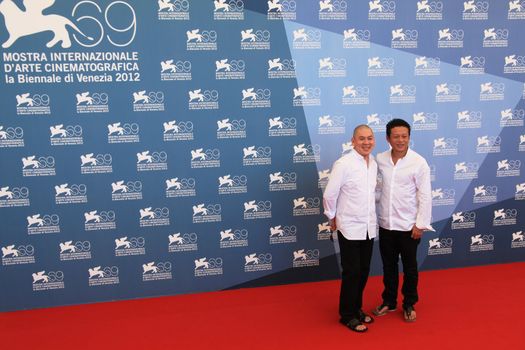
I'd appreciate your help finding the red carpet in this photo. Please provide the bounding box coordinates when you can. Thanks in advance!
[1,262,524,349]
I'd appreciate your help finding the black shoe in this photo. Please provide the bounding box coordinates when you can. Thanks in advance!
[339,318,368,333]
[358,309,374,324]
[372,303,396,316]
[403,305,417,322]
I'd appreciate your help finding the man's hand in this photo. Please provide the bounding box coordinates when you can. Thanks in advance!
[330,218,337,231]
[329,218,337,242]
[411,225,423,239]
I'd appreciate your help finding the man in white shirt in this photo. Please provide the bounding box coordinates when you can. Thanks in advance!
[323,125,377,333]
[373,119,432,323]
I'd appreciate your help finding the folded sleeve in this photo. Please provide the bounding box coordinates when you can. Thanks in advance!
[415,161,434,231]
[323,159,344,220]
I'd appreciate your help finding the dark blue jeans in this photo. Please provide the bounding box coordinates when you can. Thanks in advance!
[337,231,374,321]
[378,227,420,309]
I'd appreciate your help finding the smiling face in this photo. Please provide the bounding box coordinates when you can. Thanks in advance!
[352,126,375,158]
[387,126,410,156]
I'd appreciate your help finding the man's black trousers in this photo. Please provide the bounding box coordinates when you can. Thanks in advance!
[378,227,420,309]
[337,231,374,321]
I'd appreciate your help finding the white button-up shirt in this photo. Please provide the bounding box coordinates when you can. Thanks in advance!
[376,148,433,232]
[323,150,378,240]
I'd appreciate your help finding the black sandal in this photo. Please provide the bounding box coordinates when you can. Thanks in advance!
[340,318,368,333]
[403,305,417,322]
[372,303,396,316]
[359,309,374,324]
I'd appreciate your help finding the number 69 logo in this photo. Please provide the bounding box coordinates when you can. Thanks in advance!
[72,1,136,47]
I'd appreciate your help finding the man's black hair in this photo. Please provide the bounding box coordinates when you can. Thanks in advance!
[386,118,411,137]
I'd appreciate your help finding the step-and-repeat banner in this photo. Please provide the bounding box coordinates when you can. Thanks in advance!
[0,0,523,311]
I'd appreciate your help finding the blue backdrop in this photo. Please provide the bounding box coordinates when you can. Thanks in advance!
[0,0,523,312]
